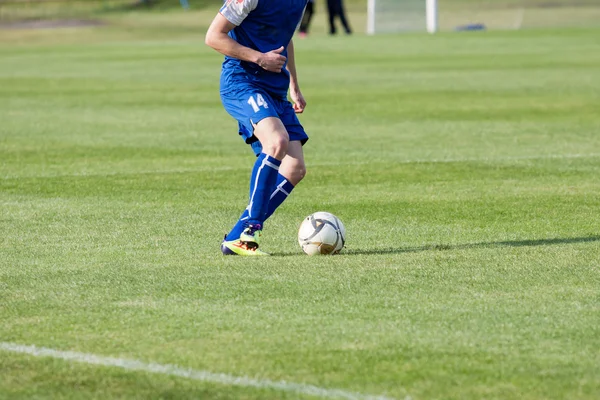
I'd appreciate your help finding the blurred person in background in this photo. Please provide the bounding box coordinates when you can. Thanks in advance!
[327,0,351,35]
[298,0,315,38]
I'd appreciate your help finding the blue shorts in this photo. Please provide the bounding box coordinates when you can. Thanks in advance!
[221,87,309,156]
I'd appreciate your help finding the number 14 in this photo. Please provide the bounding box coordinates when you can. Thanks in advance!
[247,94,269,113]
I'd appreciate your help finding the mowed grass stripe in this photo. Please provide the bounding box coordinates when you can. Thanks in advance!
[0,343,396,400]
[1,152,600,180]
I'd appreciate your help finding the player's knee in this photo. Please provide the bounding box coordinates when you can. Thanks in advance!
[263,136,288,159]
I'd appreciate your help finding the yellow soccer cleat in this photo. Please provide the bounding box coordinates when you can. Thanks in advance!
[221,238,269,256]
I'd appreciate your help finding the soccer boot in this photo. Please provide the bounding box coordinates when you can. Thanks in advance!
[239,224,262,248]
[221,237,269,256]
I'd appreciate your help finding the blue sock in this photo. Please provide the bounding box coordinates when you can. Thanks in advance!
[247,153,280,225]
[223,153,280,242]
[265,175,295,220]
[225,173,294,241]
[225,158,263,241]
[225,210,250,241]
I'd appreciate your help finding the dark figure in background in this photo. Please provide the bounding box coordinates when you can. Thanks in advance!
[326,0,351,35]
[298,0,315,38]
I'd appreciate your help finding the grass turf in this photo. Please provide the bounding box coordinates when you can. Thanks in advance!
[1,13,600,400]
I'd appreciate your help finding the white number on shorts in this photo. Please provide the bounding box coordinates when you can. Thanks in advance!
[247,94,269,113]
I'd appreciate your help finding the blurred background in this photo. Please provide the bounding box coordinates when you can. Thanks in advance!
[1,0,599,34]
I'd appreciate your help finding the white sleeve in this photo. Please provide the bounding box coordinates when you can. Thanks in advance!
[219,0,259,26]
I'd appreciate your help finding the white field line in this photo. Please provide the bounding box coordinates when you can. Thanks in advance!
[0,342,396,400]
[2,152,599,180]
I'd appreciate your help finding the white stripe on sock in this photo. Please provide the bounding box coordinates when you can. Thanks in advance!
[269,178,290,200]
[263,157,280,170]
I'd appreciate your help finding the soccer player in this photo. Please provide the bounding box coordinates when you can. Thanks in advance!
[205,0,310,256]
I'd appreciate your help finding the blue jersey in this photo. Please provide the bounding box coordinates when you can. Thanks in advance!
[219,0,308,98]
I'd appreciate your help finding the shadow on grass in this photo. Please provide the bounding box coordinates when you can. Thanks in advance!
[345,235,600,256]
[272,235,600,257]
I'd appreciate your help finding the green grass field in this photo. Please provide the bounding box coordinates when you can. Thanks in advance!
[1,11,600,400]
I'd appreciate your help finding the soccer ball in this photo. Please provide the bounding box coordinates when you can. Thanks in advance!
[298,212,346,255]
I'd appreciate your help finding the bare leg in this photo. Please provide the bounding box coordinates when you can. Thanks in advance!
[279,140,306,186]
[253,117,289,160]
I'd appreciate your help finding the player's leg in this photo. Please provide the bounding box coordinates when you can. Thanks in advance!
[339,2,352,34]
[279,141,306,186]
[327,0,336,34]
[220,93,307,255]
[224,141,304,237]
[237,116,289,248]
[220,90,284,255]
[264,140,305,220]
[261,96,309,221]
[299,2,313,35]
[306,2,315,34]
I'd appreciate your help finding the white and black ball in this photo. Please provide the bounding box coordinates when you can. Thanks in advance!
[298,212,346,255]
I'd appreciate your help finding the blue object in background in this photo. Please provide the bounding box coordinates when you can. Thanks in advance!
[455,23,486,31]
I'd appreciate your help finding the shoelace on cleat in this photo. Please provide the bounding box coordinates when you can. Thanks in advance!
[244,224,262,236]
